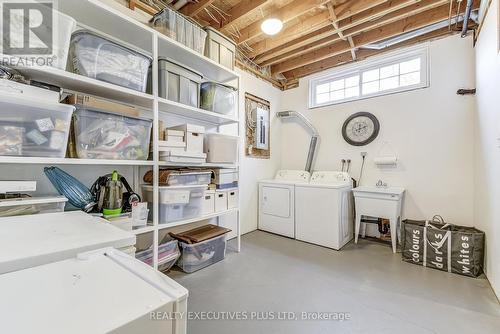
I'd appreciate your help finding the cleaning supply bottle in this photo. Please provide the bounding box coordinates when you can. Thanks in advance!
[102,171,123,216]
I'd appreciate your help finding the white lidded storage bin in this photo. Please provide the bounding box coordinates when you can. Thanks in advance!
[169,124,205,153]
[215,190,228,212]
[202,190,215,215]
[204,133,239,164]
[143,185,206,224]
[204,27,236,70]
[158,58,202,108]
[177,234,227,273]
[3,7,76,70]
[200,82,237,116]
[69,30,152,92]
[0,196,67,218]
[0,93,74,158]
[227,189,239,209]
[213,168,239,189]
[73,108,152,160]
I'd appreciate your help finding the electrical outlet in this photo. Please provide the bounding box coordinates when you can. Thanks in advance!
[361,152,367,157]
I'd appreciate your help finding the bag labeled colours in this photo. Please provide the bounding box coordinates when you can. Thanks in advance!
[401,215,485,277]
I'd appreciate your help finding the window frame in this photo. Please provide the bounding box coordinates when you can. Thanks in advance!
[308,44,430,109]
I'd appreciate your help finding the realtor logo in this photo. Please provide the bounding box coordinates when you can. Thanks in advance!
[1,0,56,65]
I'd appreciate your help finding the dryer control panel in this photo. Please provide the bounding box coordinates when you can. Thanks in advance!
[275,170,311,182]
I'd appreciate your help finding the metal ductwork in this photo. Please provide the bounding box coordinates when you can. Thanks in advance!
[461,0,474,37]
[362,11,478,50]
[277,111,319,173]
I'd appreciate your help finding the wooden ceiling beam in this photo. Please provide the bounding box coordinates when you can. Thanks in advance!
[252,0,423,63]
[180,0,216,17]
[282,27,454,81]
[271,0,455,74]
[216,0,269,30]
[236,0,332,45]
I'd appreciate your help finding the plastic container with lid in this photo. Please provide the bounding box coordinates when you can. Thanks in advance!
[158,58,202,108]
[193,26,207,55]
[164,171,212,186]
[142,185,206,224]
[72,108,152,160]
[177,234,227,273]
[150,8,177,40]
[136,239,180,271]
[204,133,239,164]
[69,30,152,92]
[200,82,236,116]
[0,196,68,217]
[204,27,236,70]
[0,93,74,158]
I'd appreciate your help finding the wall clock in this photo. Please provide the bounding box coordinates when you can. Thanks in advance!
[342,112,380,146]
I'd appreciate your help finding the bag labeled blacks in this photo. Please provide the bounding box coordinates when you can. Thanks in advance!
[401,216,485,277]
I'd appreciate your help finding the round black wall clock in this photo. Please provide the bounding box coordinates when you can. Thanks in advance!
[342,112,380,146]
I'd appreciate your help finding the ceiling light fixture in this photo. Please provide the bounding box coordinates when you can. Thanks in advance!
[261,18,283,36]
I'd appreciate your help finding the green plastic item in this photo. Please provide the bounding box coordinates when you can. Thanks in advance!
[102,170,123,216]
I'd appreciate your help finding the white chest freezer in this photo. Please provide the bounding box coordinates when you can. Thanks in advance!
[0,211,136,274]
[0,248,188,334]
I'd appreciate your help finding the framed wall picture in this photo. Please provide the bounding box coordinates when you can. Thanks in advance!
[245,93,270,159]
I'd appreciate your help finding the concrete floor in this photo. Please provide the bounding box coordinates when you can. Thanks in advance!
[170,231,500,334]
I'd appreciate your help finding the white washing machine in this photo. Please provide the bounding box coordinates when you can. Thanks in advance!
[258,170,311,238]
[295,171,353,250]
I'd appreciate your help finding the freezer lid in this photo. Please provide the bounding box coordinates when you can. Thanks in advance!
[0,248,188,334]
[0,211,136,274]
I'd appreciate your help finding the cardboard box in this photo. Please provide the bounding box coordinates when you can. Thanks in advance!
[65,93,139,118]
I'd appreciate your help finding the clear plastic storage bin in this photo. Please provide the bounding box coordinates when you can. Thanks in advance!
[177,234,227,273]
[69,30,152,92]
[158,58,202,108]
[164,171,212,186]
[136,239,180,271]
[200,82,236,115]
[150,8,177,39]
[73,108,152,160]
[193,26,207,55]
[0,94,74,158]
[143,185,206,224]
[0,196,67,217]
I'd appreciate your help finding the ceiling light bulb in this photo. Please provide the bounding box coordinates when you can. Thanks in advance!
[261,18,283,36]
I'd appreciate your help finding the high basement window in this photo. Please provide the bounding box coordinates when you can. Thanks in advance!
[309,45,429,108]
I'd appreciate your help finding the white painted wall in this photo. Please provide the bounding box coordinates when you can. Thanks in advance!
[237,70,283,234]
[280,34,476,226]
[474,0,500,298]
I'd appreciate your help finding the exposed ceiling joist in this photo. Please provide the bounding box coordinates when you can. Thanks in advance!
[282,26,454,80]
[236,0,331,45]
[180,0,216,17]
[252,0,422,63]
[271,0,458,74]
[217,0,269,30]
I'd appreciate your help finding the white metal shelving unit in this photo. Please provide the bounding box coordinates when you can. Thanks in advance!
[0,0,241,271]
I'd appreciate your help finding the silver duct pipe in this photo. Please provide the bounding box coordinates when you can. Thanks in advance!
[277,111,319,173]
[362,11,478,50]
[461,0,474,37]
